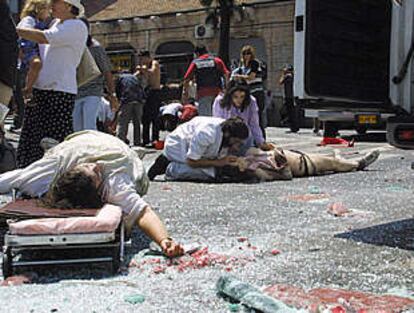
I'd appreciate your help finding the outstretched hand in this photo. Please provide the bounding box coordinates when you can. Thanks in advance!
[160,238,184,258]
[218,155,239,167]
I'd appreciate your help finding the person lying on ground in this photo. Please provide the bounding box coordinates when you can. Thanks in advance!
[148,116,249,181]
[227,146,380,182]
[0,130,183,257]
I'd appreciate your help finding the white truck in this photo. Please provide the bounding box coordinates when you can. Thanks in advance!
[294,0,414,149]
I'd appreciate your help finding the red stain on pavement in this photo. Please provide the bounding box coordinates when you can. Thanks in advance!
[271,249,281,255]
[129,247,255,275]
[264,284,414,313]
[327,202,351,217]
[286,194,330,202]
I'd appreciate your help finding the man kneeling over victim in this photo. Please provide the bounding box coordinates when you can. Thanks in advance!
[148,116,379,182]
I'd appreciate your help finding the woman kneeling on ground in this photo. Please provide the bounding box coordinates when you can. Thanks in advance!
[212,82,273,154]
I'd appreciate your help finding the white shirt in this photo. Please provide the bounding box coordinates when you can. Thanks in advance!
[160,102,183,117]
[97,97,115,122]
[0,131,148,227]
[164,116,225,177]
[33,19,87,94]
[17,16,36,29]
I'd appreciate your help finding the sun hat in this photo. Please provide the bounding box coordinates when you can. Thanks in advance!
[63,0,85,17]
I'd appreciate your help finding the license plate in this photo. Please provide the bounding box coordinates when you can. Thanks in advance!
[357,114,378,124]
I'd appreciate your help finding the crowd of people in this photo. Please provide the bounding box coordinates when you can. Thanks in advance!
[0,0,380,259]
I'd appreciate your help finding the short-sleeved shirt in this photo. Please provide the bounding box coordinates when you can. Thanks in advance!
[17,16,48,69]
[77,39,113,99]
[231,59,264,93]
[33,19,87,95]
[163,116,224,177]
[184,54,230,98]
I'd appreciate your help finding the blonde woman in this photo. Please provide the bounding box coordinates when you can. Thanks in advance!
[232,45,266,137]
[18,0,51,98]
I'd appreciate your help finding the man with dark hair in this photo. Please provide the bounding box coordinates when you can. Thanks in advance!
[0,131,183,257]
[279,64,299,133]
[182,45,230,116]
[135,49,161,147]
[148,116,248,181]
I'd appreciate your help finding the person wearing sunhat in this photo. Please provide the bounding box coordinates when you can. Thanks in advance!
[15,0,87,168]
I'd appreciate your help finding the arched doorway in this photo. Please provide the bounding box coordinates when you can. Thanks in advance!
[155,41,194,84]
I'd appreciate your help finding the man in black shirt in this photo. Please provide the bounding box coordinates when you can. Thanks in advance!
[279,64,299,133]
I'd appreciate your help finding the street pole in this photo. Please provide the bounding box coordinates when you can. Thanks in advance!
[218,0,233,67]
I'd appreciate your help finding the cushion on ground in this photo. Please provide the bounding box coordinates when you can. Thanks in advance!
[0,199,99,219]
[8,204,122,235]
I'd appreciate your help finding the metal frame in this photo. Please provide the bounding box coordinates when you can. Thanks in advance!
[2,209,125,278]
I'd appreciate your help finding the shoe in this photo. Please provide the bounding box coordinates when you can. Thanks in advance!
[148,154,170,180]
[357,150,380,170]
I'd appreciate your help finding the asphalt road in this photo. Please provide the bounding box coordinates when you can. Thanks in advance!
[0,123,413,312]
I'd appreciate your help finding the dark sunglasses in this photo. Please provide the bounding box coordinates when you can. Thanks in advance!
[242,51,252,55]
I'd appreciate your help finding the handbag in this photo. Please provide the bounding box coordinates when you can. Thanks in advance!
[76,47,101,87]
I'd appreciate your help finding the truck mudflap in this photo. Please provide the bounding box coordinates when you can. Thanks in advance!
[386,116,414,149]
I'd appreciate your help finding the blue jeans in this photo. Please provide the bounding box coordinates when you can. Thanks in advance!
[73,96,101,131]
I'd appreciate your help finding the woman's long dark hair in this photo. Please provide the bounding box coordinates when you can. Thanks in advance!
[220,83,252,112]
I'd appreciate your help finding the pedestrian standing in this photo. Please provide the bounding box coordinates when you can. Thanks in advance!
[136,50,161,147]
[279,64,299,133]
[182,45,230,116]
[116,72,146,146]
[72,17,118,132]
[15,0,87,168]
[232,45,267,137]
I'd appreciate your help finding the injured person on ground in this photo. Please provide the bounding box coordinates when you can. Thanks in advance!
[227,147,380,182]
[0,130,183,257]
[148,116,379,182]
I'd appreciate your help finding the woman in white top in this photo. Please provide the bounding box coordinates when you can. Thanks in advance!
[15,0,87,168]
[0,130,183,257]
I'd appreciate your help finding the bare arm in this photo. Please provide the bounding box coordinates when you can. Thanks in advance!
[187,155,239,168]
[182,78,191,103]
[234,71,256,82]
[279,72,286,85]
[16,28,48,44]
[103,71,119,111]
[136,206,183,257]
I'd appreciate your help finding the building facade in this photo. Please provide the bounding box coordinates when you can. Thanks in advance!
[87,0,295,125]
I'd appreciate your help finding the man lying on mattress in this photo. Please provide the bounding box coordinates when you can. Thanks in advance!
[0,130,183,258]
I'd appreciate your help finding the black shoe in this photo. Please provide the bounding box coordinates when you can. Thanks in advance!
[148,154,170,180]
